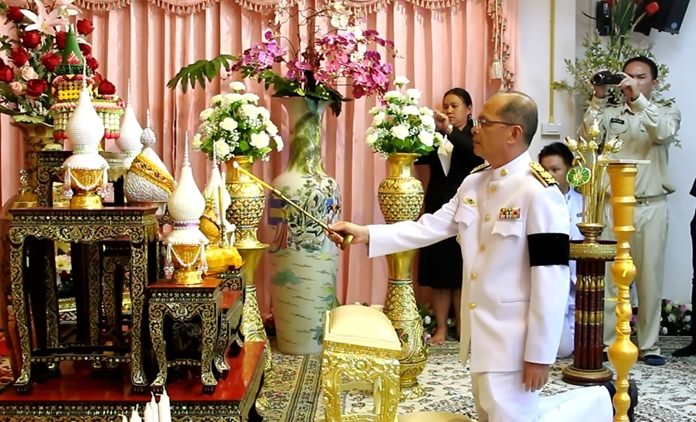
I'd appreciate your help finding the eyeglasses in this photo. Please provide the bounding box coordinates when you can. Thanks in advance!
[472,118,522,129]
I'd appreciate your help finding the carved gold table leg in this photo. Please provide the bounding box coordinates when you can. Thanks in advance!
[129,235,149,392]
[9,238,31,392]
[238,245,272,374]
[383,249,427,400]
[607,162,639,422]
[200,299,220,393]
[562,224,615,385]
[149,301,167,390]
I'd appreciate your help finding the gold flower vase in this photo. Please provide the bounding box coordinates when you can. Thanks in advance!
[226,155,265,248]
[562,222,615,385]
[378,152,427,399]
[10,119,60,208]
[607,161,640,422]
[66,167,106,209]
[169,243,206,285]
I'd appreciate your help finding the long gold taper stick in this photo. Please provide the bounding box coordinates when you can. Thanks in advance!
[231,161,354,250]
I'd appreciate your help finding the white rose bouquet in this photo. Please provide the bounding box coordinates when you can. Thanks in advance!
[365,77,443,157]
[193,81,284,161]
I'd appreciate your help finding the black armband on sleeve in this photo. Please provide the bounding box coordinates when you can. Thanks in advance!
[527,233,569,267]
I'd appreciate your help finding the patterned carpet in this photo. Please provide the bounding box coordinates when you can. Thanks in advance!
[0,337,692,421]
[261,336,696,422]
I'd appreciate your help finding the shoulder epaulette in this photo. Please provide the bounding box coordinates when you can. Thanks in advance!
[469,162,491,174]
[529,161,558,187]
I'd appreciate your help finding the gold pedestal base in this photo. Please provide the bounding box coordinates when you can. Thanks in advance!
[383,251,428,401]
[238,244,272,375]
[398,359,427,399]
[69,192,103,209]
[12,191,38,208]
[172,268,203,285]
[170,244,205,285]
[562,365,613,386]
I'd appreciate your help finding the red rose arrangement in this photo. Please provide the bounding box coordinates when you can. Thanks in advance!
[0,1,114,124]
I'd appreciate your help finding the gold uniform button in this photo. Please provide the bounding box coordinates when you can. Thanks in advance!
[490,185,497,192]
[479,244,485,251]
[471,273,478,280]
[484,214,491,221]
[469,303,477,309]
[501,169,509,176]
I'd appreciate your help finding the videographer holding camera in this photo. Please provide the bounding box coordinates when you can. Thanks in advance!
[581,56,681,367]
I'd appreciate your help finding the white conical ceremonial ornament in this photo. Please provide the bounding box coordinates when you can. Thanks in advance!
[140,109,157,150]
[117,79,144,165]
[123,109,175,206]
[65,68,105,154]
[61,63,110,205]
[163,132,208,281]
[158,387,172,422]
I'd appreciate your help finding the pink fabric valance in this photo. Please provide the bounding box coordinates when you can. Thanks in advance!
[69,0,479,15]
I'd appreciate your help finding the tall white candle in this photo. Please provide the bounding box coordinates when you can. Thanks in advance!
[150,392,159,421]
[143,402,154,422]
[129,405,142,422]
[158,387,172,422]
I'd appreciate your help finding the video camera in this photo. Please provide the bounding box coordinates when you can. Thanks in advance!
[591,70,625,86]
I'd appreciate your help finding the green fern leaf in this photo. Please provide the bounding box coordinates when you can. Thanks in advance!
[167,54,236,92]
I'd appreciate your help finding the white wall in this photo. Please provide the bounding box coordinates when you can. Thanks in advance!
[518,0,695,303]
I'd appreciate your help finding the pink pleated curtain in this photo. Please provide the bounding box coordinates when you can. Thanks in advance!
[0,0,518,315]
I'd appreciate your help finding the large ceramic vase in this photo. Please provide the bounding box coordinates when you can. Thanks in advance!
[269,97,341,355]
[378,152,428,399]
[10,119,60,208]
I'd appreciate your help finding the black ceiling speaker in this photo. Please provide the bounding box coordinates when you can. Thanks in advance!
[634,0,691,35]
[596,0,612,36]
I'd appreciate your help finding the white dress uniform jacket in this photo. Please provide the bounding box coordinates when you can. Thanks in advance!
[368,152,570,373]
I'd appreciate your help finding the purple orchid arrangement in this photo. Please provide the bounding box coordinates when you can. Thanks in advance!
[228,2,396,115]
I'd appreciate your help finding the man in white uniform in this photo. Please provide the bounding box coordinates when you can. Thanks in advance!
[331,92,615,422]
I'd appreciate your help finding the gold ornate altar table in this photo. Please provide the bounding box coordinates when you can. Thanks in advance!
[8,205,159,392]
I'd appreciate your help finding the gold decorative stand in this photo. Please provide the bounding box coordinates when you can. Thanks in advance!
[562,223,615,385]
[378,153,427,399]
[607,161,640,422]
[148,278,223,393]
[237,244,272,374]
[10,119,57,208]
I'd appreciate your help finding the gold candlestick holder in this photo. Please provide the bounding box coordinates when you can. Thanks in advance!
[607,161,640,422]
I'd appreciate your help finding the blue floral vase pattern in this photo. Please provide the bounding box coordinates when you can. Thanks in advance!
[269,97,341,355]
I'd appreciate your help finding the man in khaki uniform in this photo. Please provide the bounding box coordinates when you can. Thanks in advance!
[581,56,681,366]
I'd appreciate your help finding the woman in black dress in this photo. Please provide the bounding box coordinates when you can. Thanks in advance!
[417,88,483,344]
